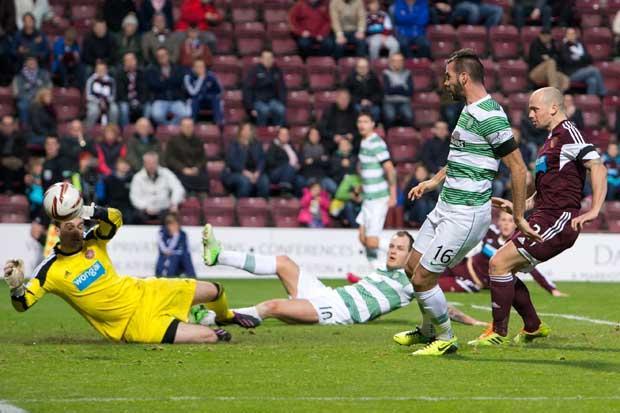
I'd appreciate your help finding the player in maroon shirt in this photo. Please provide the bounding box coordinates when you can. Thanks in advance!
[469,87,608,347]
[439,211,566,296]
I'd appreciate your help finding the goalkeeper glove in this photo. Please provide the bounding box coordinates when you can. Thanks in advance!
[3,259,25,296]
[80,202,96,219]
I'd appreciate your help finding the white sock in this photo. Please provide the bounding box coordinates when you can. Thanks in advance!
[234,306,263,321]
[378,237,390,252]
[414,285,453,341]
[218,251,277,275]
[417,301,434,337]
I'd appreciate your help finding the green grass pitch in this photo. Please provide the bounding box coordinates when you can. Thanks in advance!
[1,280,619,413]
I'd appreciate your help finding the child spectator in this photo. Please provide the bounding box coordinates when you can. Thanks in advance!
[298,181,330,228]
[603,142,620,201]
[25,158,44,217]
[326,138,356,194]
[156,213,196,277]
[331,173,362,227]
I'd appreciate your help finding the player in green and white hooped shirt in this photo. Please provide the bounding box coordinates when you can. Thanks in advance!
[395,49,540,356]
[199,226,416,326]
[356,112,397,268]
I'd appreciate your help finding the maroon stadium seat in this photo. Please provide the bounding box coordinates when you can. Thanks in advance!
[497,60,528,94]
[231,8,258,23]
[489,25,519,60]
[52,87,81,105]
[272,38,297,56]
[155,125,179,147]
[411,92,440,128]
[287,90,311,108]
[71,4,97,19]
[179,197,202,226]
[236,38,265,56]
[609,0,620,13]
[0,102,16,117]
[236,197,269,227]
[195,123,221,143]
[264,7,289,24]
[306,56,336,73]
[256,126,278,144]
[267,22,292,39]
[286,108,311,125]
[272,215,300,227]
[520,26,541,57]
[607,219,620,233]
[224,108,247,125]
[481,58,498,91]
[282,72,304,90]
[204,142,222,160]
[456,25,487,56]
[0,213,29,223]
[308,73,336,91]
[406,58,434,92]
[54,104,80,121]
[386,127,420,146]
[269,197,300,216]
[582,27,612,44]
[214,71,239,89]
[215,36,235,55]
[211,55,240,75]
[595,61,620,93]
[605,201,620,220]
[586,42,612,61]
[236,22,265,38]
[222,125,239,143]
[203,196,235,226]
[222,89,243,109]
[427,25,457,58]
[603,95,620,129]
[585,128,612,149]
[389,143,417,163]
[276,55,305,73]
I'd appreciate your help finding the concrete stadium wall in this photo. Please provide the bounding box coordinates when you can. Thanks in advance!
[1,224,619,282]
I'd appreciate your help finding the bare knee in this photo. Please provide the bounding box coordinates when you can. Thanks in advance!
[260,299,283,316]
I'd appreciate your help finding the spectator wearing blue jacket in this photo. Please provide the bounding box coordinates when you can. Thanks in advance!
[221,122,270,198]
[51,28,86,88]
[13,13,50,68]
[156,213,196,278]
[183,59,223,125]
[391,0,431,58]
[145,47,191,125]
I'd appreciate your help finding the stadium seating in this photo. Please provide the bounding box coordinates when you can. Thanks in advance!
[490,25,520,60]
[236,197,269,227]
[203,196,235,226]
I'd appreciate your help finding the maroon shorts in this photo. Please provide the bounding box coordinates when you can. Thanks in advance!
[440,260,483,293]
[511,208,580,267]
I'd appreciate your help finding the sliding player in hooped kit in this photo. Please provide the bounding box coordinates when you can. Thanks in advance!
[468,87,607,347]
[393,49,542,356]
[3,188,258,344]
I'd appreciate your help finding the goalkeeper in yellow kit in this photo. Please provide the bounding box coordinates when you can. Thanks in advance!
[3,205,258,344]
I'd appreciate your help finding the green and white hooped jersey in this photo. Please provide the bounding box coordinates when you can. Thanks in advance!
[359,133,391,200]
[335,268,414,323]
[442,95,513,207]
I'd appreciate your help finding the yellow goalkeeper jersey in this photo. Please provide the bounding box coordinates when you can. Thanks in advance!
[12,208,146,342]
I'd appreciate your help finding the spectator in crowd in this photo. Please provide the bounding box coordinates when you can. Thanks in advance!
[289,0,333,58]
[528,28,569,92]
[164,117,209,194]
[1,1,16,35]
[12,55,51,124]
[102,0,137,34]
[221,122,269,198]
[130,151,185,223]
[82,19,118,69]
[13,13,49,67]
[0,30,15,86]
[494,129,534,198]
[115,13,143,64]
[25,158,44,216]
[614,11,620,57]
[511,127,535,170]
[51,27,85,88]
[176,0,221,49]
[418,120,450,173]
[391,0,431,58]
[116,52,147,127]
[563,93,584,130]
[560,27,606,97]
[184,59,223,124]
[85,61,119,126]
[76,154,105,205]
[403,164,438,225]
[331,172,362,227]
[156,212,196,277]
[319,87,358,154]
[345,57,383,122]
[513,0,552,30]
[243,49,287,126]
[0,115,27,194]
[602,142,620,201]
[178,25,213,68]
[15,0,52,30]
[41,135,74,190]
[146,47,190,125]
[520,112,547,149]
[300,126,330,185]
[382,52,414,128]
[327,138,357,193]
[28,87,56,146]
[126,117,160,171]
[60,119,96,170]
[265,126,303,197]
[141,13,182,64]
[329,0,367,59]
[441,100,464,130]
[139,0,174,32]
[96,124,127,176]
[366,0,399,60]
[102,157,135,222]
[298,180,331,228]
[450,0,503,29]
[429,0,453,24]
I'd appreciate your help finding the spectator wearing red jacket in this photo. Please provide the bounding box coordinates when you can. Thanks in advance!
[96,124,127,176]
[176,0,222,31]
[289,0,334,58]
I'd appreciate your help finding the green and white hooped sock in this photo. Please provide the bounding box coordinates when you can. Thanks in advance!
[217,251,277,275]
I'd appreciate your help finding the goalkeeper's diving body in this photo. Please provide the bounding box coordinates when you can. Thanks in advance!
[3,206,258,344]
[198,225,484,327]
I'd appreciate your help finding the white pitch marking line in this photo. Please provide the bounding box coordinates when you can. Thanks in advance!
[464,304,620,326]
[8,396,620,403]
[0,400,29,413]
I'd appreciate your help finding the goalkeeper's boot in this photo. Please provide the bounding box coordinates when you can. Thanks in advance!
[202,223,221,266]
[513,322,551,344]
[410,337,459,356]
[467,324,509,347]
[393,327,434,346]
[217,311,262,329]
[214,328,232,342]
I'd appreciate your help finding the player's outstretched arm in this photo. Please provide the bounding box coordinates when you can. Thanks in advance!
[4,259,47,312]
[408,166,446,200]
[571,159,607,231]
[501,150,543,243]
[82,205,123,241]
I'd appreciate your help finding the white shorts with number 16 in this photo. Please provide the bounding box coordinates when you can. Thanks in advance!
[414,200,491,274]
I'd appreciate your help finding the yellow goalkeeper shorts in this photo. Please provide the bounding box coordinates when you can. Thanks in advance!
[123,278,197,344]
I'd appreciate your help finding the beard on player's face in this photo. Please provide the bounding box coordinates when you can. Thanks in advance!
[447,80,465,101]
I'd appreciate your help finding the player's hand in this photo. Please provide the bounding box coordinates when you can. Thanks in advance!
[571,211,598,232]
[515,217,544,243]
[3,259,25,290]
[80,202,96,219]
[551,289,569,297]
[408,180,433,200]
[491,197,513,214]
